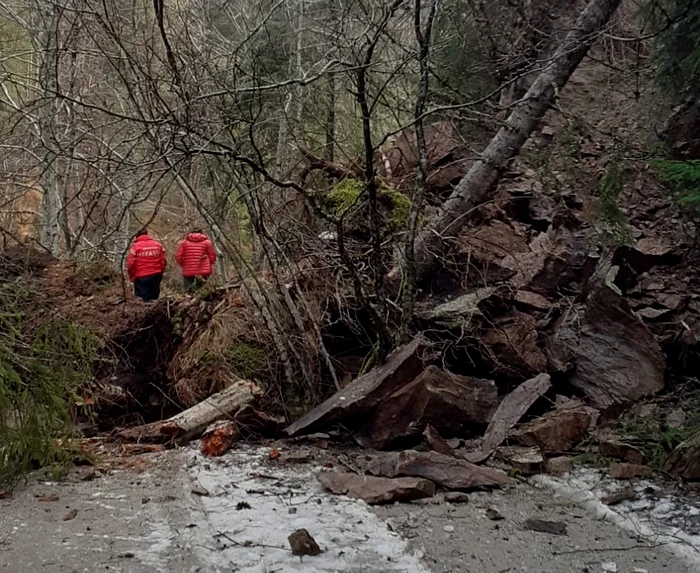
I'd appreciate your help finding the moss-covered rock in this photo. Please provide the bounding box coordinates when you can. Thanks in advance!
[326,178,413,235]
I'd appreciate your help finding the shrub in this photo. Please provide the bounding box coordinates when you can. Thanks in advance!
[0,279,98,489]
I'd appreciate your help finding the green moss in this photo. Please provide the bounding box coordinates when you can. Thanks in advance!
[326,178,414,232]
[384,188,412,231]
[228,343,266,379]
[327,179,363,217]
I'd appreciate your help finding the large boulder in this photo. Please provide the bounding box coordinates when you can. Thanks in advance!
[367,366,498,449]
[285,337,428,436]
[545,279,665,413]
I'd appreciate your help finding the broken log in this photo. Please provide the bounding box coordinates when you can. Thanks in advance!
[317,471,435,505]
[466,373,551,463]
[284,337,427,437]
[368,450,513,490]
[367,366,498,449]
[118,380,260,443]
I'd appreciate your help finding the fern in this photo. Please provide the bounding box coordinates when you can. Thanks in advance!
[599,160,632,244]
[655,159,700,209]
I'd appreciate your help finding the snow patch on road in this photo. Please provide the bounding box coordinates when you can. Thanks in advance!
[185,446,431,573]
[533,469,700,573]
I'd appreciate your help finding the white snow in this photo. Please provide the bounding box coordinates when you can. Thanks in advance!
[183,446,431,573]
[533,469,700,573]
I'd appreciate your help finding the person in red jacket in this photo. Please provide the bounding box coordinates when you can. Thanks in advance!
[175,229,217,291]
[126,228,167,302]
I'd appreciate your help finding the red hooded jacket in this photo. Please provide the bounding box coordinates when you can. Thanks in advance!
[126,234,167,281]
[175,233,217,278]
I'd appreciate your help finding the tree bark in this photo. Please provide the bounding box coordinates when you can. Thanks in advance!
[118,380,261,443]
[38,1,61,256]
[412,0,622,283]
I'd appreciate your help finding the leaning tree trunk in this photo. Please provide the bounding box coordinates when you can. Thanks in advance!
[412,0,621,283]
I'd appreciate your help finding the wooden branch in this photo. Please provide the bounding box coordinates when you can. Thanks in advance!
[297,146,362,186]
[118,380,261,443]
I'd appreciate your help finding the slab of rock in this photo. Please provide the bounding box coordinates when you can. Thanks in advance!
[511,408,592,453]
[316,471,435,505]
[368,450,513,490]
[416,286,513,328]
[523,518,567,536]
[368,366,498,449]
[565,283,665,412]
[599,439,645,465]
[444,492,470,503]
[288,528,321,556]
[545,456,574,475]
[665,431,700,479]
[497,446,544,475]
[285,338,427,436]
[466,374,551,463]
[609,463,653,480]
[482,311,547,377]
[423,424,459,458]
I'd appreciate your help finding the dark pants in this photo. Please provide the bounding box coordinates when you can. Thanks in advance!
[134,273,162,302]
[183,276,207,292]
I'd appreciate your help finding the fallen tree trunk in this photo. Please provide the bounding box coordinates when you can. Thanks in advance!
[411,0,622,283]
[118,380,261,443]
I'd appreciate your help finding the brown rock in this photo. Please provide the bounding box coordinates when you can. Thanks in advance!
[288,529,321,556]
[511,409,592,453]
[466,374,551,463]
[609,463,653,480]
[545,456,574,475]
[636,307,673,321]
[368,366,498,449]
[423,425,459,458]
[316,471,435,505]
[285,338,427,436]
[482,312,548,377]
[665,431,700,479]
[368,450,513,490]
[599,439,645,465]
[565,284,665,412]
[200,421,239,457]
[601,488,637,506]
[497,446,544,475]
[444,492,470,503]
